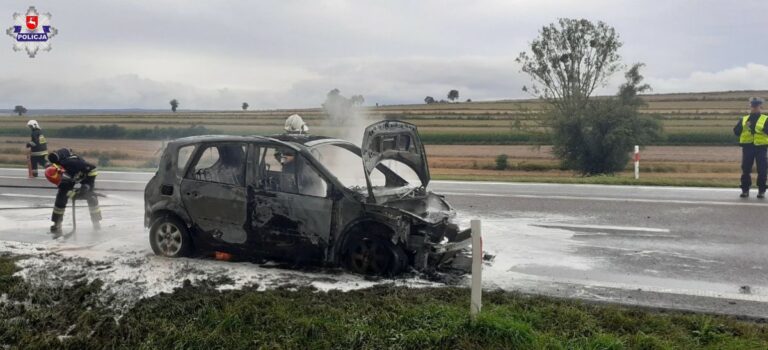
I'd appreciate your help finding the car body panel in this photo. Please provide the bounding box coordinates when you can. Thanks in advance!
[361,120,430,188]
[144,122,471,273]
[180,179,248,244]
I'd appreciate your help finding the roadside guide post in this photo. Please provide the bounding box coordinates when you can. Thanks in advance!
[470,219,482,320]
[634,145,640,180]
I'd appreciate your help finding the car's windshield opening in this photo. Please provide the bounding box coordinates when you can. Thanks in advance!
[310,143,415,191]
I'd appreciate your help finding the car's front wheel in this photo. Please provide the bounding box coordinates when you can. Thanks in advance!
[149,216,193,257]
[343,236,406,276]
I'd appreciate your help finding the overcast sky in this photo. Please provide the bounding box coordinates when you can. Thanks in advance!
[1,0,766,109]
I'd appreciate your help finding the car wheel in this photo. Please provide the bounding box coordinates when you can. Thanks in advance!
[150,216,193,257]
[344,236,405,276]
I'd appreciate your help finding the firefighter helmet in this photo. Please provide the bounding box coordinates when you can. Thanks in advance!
[26,120,40,129]
[284,114,308,134]
[45,165,63,185]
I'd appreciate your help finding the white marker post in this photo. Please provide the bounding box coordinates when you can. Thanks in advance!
[470,219,482,320]
[634,145,640,180]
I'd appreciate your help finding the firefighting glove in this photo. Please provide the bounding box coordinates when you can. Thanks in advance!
[67,189,77,199]
[26,142,34,148]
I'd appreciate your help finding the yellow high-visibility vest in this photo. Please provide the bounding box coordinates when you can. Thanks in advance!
[740,114,768,145]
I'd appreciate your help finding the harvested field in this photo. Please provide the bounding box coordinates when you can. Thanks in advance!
[426,145,742,163]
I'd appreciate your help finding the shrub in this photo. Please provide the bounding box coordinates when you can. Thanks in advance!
[495,154,508,170]
[142,158,159,169]
[97,155,110,167]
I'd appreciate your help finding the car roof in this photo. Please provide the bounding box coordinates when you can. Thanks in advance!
[168,135,270,146]
[167,134,352,148]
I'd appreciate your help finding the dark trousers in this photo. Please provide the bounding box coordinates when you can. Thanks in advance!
[741,144,767,193]
[30,155,46,177]
[51,176,101,223]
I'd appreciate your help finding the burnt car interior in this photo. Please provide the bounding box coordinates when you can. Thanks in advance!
[189,143,246,186]
[258,146,328,197]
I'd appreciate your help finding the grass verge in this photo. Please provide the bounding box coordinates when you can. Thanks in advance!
[2,255,768,349]
[432,174,736,187]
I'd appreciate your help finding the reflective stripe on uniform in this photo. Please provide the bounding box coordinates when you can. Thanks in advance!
[89,207,101,214]
[755,115,768,146]
[52,207,65,214]
[30,150,48,156]
[740,115,755,144]
[38,136,46,144]
[88,170,98,176]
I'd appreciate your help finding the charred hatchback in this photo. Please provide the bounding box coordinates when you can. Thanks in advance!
[144,120,471,275]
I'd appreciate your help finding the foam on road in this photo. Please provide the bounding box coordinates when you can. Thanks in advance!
[1,168,768,317]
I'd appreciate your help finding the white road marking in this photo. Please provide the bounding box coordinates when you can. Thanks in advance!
[0,176,147,184]
[535,223,670,233]
[432,180,735,192]
[0,168,154,176]
[440,191,768,207]
[0,193,50,199]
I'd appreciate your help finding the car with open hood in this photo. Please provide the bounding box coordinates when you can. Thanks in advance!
[144,120,471,275]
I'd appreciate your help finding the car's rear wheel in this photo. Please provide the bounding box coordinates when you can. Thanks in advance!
[343,236,405,276]
[150,216,193,257]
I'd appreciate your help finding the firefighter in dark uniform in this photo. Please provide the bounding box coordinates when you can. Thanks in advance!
[733,97,768,198]
[45,148,102,234]
[25,120,47,177]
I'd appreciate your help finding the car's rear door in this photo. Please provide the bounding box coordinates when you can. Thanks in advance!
[179,142,248,246]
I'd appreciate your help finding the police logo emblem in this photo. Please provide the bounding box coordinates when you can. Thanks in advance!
[6,6,58,58]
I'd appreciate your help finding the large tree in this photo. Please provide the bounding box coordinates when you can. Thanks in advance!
[424,96,435,104]
[169,99,179,112]
[551,64,661,174]
[518,19,661,174]
[447,90,459,102]
[242,102,249,111]
[322,89,356,125]
[13,105,27,116]
[350,95,365,106]
[517,18,623,118]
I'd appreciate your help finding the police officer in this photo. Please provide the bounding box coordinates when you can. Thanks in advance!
[45,148,102,235]
[25,120,47,177]
[733,97,768,198]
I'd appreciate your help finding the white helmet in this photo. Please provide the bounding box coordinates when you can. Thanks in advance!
[26,120,40,129]
[284,114,309,134]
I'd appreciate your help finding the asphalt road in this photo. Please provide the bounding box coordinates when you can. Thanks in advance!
[2,167,768,318]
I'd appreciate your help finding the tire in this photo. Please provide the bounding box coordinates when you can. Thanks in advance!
[149,215,193,257]
[343,235,406,276]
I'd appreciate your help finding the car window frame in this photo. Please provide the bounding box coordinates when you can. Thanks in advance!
[184,142,248,187]
[176,145,197,177]
[252,142,331,198]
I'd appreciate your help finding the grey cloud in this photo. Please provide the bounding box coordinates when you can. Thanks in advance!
[0,1,766,109]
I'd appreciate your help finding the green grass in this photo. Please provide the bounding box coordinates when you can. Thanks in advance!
[0,122,741,145]
[1,255,767,349]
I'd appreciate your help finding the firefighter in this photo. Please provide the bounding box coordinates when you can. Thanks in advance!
[45,148,102,234]
[733,97,768,198]
[25,120,47,177]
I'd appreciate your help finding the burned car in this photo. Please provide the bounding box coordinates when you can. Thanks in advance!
[144,120,471,275]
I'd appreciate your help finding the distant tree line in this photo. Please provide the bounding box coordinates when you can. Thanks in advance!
[424,90,469,104]
[43,124,213,140]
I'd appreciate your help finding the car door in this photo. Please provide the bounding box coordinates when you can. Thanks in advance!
[179,142,248,245]
[248,144,333,261]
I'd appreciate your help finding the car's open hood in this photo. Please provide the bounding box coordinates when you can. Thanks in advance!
[361,120,430,189]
